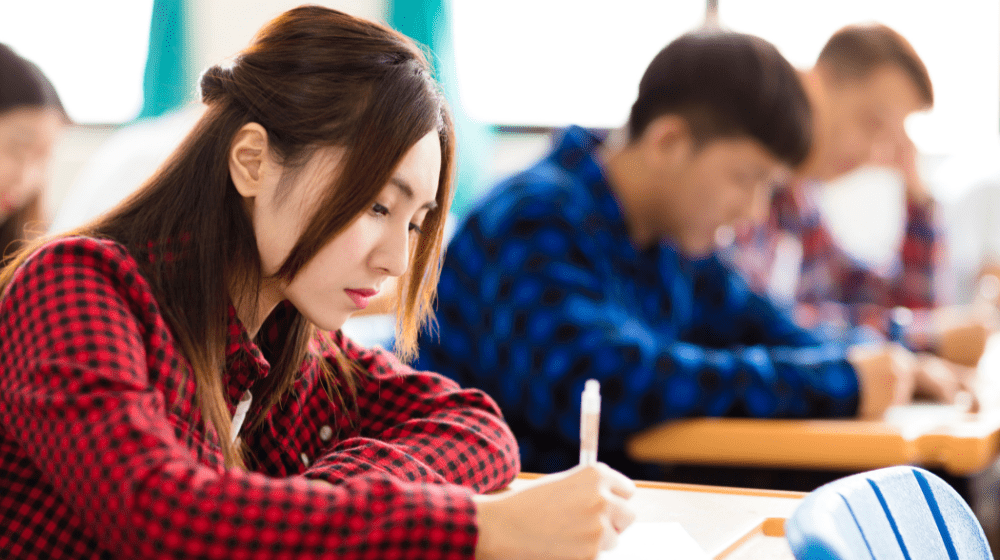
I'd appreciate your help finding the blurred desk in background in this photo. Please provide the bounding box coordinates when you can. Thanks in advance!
[627,405,1000,477]
[627,334,1000,476]
[627,334,1000,553]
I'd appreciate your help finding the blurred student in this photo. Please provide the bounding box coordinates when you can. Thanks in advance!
[0,7,635,559]
[416,30,961,478]
[726,23,990,368]
[0,43,65,265]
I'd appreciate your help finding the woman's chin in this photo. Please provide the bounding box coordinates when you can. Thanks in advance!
[299,307,350,333]
[322,317,350,332]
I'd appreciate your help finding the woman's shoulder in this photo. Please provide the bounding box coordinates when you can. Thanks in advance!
[25,235,132,262]
[21,235,138,274]
[7,235,147,296]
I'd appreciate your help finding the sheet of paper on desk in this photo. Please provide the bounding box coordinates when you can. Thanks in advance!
[599,521,709,559]
[884,401,971,440]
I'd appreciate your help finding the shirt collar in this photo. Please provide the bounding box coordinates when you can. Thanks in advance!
[223,300,300,402]
[552,126,623,225]
[554,127,718,278]
[555,126,676,267]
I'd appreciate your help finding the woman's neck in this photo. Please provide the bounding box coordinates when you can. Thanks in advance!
[234,276,284,339]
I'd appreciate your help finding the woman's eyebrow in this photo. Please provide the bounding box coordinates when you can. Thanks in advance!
[389,176,438,211]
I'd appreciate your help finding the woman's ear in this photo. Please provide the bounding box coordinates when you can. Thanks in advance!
[229,122,274,198]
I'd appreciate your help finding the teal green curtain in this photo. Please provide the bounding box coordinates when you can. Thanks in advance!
[391,0,495,219]
[138,0,193,120]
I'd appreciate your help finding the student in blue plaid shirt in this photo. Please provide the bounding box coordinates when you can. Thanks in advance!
[416,30,965,478]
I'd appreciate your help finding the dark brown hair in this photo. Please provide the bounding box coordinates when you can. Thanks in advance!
[628,30,813,167]
[0,6,454,468]
[0,43,66,266]
[817,23,933,108]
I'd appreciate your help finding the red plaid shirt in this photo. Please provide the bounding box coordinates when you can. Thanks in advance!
[727,181,940,347]
[0,236,518,559]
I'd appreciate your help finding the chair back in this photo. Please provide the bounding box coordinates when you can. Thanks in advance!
[785,466,992,559]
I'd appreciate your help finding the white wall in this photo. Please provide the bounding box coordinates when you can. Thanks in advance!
[189,0,387,75]
[48,0,389,216]
[46,0,559,224]
[47,126,117,219]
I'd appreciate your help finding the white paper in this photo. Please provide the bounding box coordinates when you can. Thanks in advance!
[599,522,709,560]
[884,401,971,441]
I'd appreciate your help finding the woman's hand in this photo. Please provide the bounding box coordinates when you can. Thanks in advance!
[473,463,637,560]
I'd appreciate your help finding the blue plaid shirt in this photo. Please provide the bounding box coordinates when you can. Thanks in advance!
[417,126,859,476]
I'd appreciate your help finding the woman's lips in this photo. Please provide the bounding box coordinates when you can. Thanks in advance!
[345,288,378,309]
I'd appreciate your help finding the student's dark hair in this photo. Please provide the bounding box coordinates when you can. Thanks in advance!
[0,6,455,468]
[817,23,933,108]
[628,30,812,167]
[0,43,65,115]
[0,43,66,267]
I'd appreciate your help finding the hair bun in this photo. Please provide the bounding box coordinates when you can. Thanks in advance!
[199,65,234,103]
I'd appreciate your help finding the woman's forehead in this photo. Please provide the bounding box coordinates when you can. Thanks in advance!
[0,106,63,141]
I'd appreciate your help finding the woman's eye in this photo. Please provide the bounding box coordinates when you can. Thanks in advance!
[409,223,423,235]
[371,203,389,216]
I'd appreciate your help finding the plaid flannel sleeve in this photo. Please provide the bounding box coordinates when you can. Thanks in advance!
[0,238,481,560]
[793,198,941,348]
[247,334,519,494]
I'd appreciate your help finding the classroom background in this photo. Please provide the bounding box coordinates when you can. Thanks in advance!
[5,0,1000,556]
[5,0,999,308]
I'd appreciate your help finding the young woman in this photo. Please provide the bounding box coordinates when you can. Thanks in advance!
[0,6,633,560]
[0,43,65,266]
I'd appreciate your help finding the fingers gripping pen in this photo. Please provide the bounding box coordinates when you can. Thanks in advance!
[579,379,601,466]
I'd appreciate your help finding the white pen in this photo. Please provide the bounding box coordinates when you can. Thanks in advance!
[579,379,601,466]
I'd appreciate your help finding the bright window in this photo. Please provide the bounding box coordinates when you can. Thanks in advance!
[451,1,706,128]
[720,0,1000,154]
[452,1,999,154]
[1,1,155,124]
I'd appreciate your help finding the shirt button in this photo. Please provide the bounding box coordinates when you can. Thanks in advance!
[300,453,310,468]
[319,425,333,442]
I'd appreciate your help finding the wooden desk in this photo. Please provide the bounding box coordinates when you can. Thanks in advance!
[627,336,1000,476]
[513,474,804,559]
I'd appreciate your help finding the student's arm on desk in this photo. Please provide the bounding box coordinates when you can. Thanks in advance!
[700,258,971,419]
[246,332,519,493]
[442,213,866,457]
[690,258,933,420]
[308,466,640,560]
[474,464,637,560]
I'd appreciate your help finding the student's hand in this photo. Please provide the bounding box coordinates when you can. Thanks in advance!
[936,321,991,367]
[912,353,979,412]
[876,135,931,207]
[931,305,995,367]
[473,463,637,560]
[849,343,918,420]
